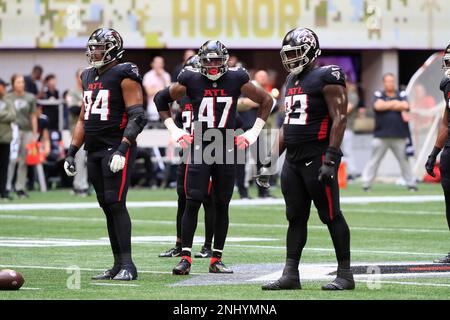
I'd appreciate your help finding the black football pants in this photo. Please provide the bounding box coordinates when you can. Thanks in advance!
[281,152,350,268]
[439,147,450,231]
[87,145,136,269]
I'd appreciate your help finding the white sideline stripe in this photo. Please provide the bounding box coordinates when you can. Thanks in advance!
[225,244,447,257]
[0,195,445,211]
[357,279,450,288]
[20,287,41,290]
[245,206,444,216]
[0,214,447,234]
[90,283,140,287]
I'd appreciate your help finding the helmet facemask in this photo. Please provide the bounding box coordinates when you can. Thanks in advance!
[200,54,229,81]
[281,44,312,74]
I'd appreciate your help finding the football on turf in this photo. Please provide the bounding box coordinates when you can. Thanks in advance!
[0,269,25,290]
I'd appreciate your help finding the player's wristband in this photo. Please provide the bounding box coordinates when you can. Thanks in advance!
[164,117,189,142]
[67,144,79,158]
[429,146,442,159]
[324,146,342,165]
[117,141,130,155]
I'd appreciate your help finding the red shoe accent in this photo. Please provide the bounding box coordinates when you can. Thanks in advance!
[210,257,220,265]
[181,256,192,264]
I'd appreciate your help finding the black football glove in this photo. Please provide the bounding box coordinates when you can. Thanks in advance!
[425,146,441,178]
[64,145,79,177]
[256,166,271,189]
[318,147,342,185]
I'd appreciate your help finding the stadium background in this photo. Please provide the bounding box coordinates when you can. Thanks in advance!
[0,0,448,178]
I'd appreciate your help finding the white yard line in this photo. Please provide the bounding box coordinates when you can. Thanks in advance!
[0,195,445,212]
[356,279,450,288]
[90,283,141,287]
[225,244,447,257]
[0,213,446,234]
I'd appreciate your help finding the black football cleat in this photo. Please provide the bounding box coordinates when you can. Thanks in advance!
[209,258,233,274]
[262,258,301,290]
[322,268,355,290]
[261,276,301,290]
[433,253,450,264]
[112,268,138,281]
[194,246,212,258]
[159,247,182,258]
[173,256,192,275]
[91,268,119,280]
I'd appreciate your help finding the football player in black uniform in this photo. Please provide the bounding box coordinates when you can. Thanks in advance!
[258,28,354,290]
[154,40,273,275]
[64,28,146,280]
[425,44,450,264]
[159,55,216,259]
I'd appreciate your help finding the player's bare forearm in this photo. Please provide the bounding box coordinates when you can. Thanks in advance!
[155,83,186,121]
[324,84,348,149]
[71,118,85,148]
[240,82,272,121]
[435,108,448,149]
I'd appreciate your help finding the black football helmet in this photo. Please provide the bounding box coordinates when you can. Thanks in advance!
[443,44,450,78]
[86,27,124,69]
[280,28,321,74]
[198,40,229,80]
[184,54,201,69]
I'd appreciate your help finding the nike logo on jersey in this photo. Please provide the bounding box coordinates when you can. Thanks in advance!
[305,161,313,167]
[108,148,113,151]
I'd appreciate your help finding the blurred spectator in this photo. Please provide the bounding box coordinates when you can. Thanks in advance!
[171,49,196,82]
[342,76,364,181]
[409,83,437,143]
[36,105,51,158]
[25,104,51,191]
[24,65,43,96]
[66,69,89,196]
[143,56,171,125]
[6,74,38,198]
[38,74,59,100]
[0,79,16,200]
[362,73,417,191]
[228,55,242,68]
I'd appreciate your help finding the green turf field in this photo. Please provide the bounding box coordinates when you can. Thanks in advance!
[0,183,449,300]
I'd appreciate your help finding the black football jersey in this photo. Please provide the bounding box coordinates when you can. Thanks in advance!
[81,62,142,151]
[282,65,346,147]
[440,77,450,147]
[177,67,250,136]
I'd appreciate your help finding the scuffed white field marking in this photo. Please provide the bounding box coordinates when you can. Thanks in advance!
[0,195,445,211]
[0,214,447,234]
[0,236,277,248]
